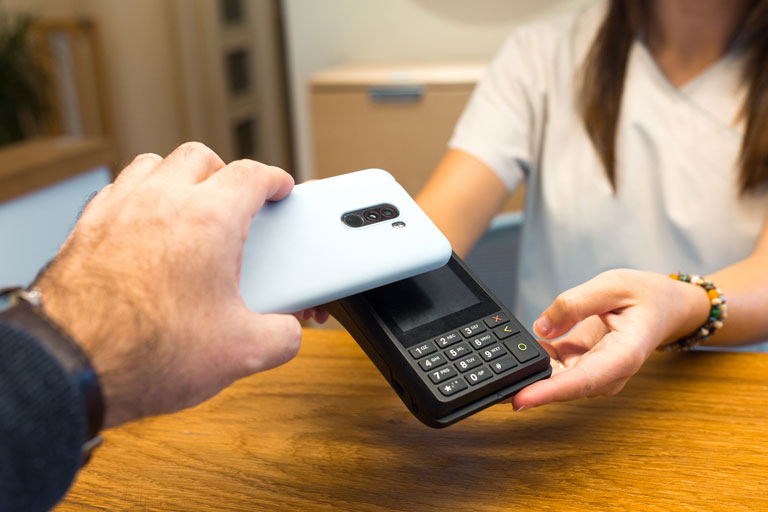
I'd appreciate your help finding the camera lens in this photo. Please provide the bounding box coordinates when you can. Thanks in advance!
[363,210,381,222]
[380,206,397,218]
[342,213,364,228]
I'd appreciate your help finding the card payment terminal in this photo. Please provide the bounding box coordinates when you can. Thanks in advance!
[324,253,551,428]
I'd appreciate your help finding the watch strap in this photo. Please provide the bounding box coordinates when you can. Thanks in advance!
[0,290,104,443]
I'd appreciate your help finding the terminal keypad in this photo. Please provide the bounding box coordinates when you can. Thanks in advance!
[413,312,541,398]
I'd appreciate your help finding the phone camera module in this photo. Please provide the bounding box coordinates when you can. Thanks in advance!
[342,204,399,228]
[380,206,398,218]
[342,213,365,228]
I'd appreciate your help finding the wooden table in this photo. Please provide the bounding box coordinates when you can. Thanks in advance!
[57,329,768,511]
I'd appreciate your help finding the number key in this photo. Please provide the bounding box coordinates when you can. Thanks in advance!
[461,322,486,338]
[434,331,461,348]
[455,354,482,373]
[480,344,507,362]
[445,342,472,360]
[466,367,493,386]
[418,353,447,371]
[470,333,495,349]
[409,341,437,359]
[428,366,457,384]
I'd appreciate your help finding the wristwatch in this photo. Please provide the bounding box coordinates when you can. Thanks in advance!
[0,286,104,464]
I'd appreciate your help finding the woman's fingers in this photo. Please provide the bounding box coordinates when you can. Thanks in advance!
[293,308,330,324]
[550,315,611,367]
[511,331,644,410]
[533,271,636,339]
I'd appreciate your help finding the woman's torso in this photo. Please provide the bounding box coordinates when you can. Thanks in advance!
[449,2,768,327]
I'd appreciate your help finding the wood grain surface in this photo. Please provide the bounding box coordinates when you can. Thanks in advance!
[56,329,768,512]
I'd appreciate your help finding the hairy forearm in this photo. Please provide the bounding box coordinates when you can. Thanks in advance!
[36,257,160,429]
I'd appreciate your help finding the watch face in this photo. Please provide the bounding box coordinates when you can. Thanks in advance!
[0,287,21,310]
[0,287,39,311]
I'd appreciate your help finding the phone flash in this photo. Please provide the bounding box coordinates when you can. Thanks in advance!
[392,221,406,229]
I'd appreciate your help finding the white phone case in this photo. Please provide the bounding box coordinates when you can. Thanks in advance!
[240,169,452,313]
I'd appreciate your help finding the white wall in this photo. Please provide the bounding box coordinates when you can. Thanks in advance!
[282,0,595,180]
[76,0,186,163]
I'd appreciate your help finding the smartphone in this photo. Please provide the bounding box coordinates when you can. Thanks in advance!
[324,253,551,428]
[240,169,452,314]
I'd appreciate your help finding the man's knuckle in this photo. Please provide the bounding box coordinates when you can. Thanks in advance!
[177,141,209,155]
[177,142,220,166]
[229,160,258,182]
[134,152,162,164]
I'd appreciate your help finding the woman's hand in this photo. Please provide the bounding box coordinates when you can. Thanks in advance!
[511,269,711,411]
[295,308,330,324]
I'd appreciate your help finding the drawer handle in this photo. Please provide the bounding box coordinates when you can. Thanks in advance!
[368,85,424,103]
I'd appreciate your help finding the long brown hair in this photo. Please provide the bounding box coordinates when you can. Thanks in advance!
[580,0,768,194]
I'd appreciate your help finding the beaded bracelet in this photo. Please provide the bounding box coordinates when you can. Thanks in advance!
[660,273,727,352]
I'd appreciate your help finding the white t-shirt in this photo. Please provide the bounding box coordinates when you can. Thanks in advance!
[449,1,768,327]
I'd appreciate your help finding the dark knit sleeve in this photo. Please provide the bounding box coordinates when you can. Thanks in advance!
[0,322,85,512]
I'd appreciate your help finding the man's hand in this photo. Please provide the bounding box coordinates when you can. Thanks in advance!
[35,142,302,428]
[511,269,710,411]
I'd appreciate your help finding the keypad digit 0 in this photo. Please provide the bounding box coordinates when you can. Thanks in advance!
[466,367,493,386]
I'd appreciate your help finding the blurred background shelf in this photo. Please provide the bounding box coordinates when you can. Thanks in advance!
[0,135,113,288]
[0,136,113,203]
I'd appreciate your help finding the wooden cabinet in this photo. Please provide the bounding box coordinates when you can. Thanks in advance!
[310,63,524,211]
